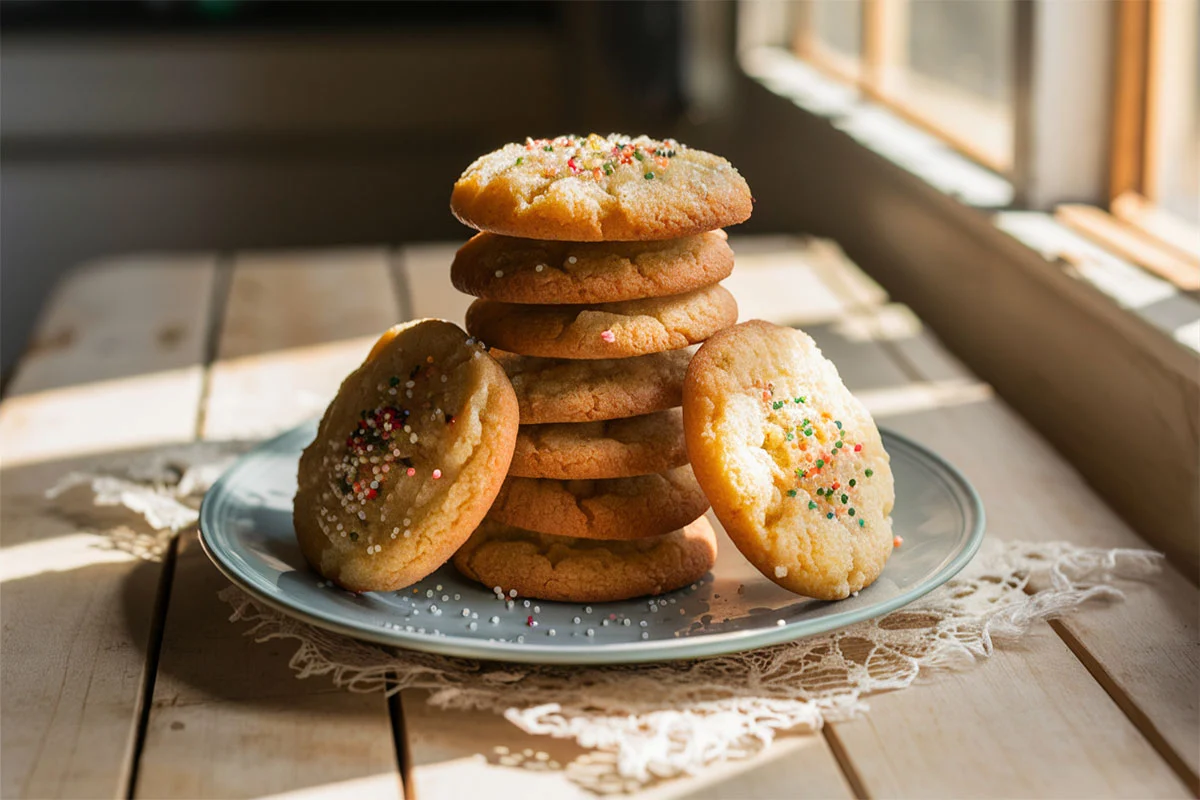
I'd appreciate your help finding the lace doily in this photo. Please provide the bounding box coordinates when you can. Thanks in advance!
[50,443,1164,793]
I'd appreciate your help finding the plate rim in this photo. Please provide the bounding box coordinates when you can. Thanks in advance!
[199,423,986,665]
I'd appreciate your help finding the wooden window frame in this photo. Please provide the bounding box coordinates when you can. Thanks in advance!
[790,0,1013,175]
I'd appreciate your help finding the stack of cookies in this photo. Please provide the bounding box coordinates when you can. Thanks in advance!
[444,134,754,603]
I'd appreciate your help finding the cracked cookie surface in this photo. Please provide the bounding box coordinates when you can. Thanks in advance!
[294,319,518,592]
[683,320,895,600]
[487,465,710,540]
[453,517,717,602]
[451,230,733,304]
[466,284,737,360]
[450,134,752,241]
[510,409,687,479]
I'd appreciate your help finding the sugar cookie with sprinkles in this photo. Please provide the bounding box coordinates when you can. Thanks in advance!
[682,320,895,600]
[510,408,687,480]
[495,348,692,424]
[487,465,711,540]
[294,319,519,592]
[452,517,718,603]
[465,283,737,360]
[450,134,753,241]
[451,230,733,304]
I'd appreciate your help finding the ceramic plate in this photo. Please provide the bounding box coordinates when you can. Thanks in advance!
[200,421,984,665]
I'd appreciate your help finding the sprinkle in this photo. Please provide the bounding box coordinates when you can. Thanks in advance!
[600,330,616,343]
[535,264,545,272]
[432,469,442,480]
[349,531,358,541]
[494,270,504,278]
[787,489,797,497]
[776,619,786,627]
[816,459,824,468]
[567,256,577,264]
[490,616,500,624]
[827,512,834,519]
[849,479,856,487]
[865,469,874,477]
[410,433,419,443]
[795,396,805,404]
[510,589,518,598]
[859,519,866,527]
[526,616,536,627]
[849,508,856,516]
[515,156,523,166]
[389,376,400,387]
[406,467,416,477]
[468,621,478,631]
[774,566,788,578]
[816,488,825,496]
[809,501,817,509]
[894,535,904,547]
[586,629,595,637]
[841,494,849,503]
[855,444,863,452]
[644,172,655,180]
[835,421,842,429]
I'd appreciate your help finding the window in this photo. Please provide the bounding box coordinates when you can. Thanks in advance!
[790,0,1015,173]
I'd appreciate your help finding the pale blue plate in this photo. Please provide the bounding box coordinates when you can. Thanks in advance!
[200,421,984,665]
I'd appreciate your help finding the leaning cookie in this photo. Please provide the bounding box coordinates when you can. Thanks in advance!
[510,409,687,480]
[451,230,733,305]
[451,134,753,241]
[683,320,895,600]
[466,284,737,360]
[487,466,710,540]
[495,349,691,424]
[294,320,518,592]
[453,517,718,603]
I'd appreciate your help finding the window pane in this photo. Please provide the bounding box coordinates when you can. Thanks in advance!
[806,0,862,79]
[1152,0,1199,224]
[879,0,1015,171]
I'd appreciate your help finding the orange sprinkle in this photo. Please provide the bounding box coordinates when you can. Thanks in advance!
[893,536,904,547]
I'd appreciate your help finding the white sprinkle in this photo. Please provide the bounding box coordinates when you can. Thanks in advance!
[441,374,449,382]
[535,264,545,272]
[573,616,582,624]
[586,629,595,637]
[548,629,556,636]
[410,433,419,443]
[426,590,434,598]
[775,566,789,578]
[430,605,438,613]
[436,584,443,590]
[462,609,470,617]
[517,635,525,644]
[523,600,530,608]
[533,605,541,613]
[567,256,577,264]
[491,616,500,624]
[622,618,631,626]
[468,621,478,631]
[406,380,416,388]
[641,632,649,640]
[584,606,592,614]
[495,270,504,278]
[509,589,518,598]
[639,620,647,627]
[442,595,449,602]
[776,619,786,627]
[404,529,411,538]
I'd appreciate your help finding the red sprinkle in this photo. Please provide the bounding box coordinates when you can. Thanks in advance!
[855,444,863,452]
[432,469,442,480]
[600,330,616,343]
[893,536,904,547]
[406,467,416,477]
[526,615,534,626]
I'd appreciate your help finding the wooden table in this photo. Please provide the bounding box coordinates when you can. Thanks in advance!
[2,239,1197,799]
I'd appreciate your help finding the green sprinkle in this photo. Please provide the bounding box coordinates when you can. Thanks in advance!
[644,172,655,180]
[389,376,400,387]
[543,145,553,151]
[827,512,835,519]
[794,396,805,404]
[835,420,842,429]
[603,163,614,175]
[634,150,645,161]
[802,419,810,427]
[787,489,797,497]
[805,429,814,437]
[865,469,874,478]
[816,488,825,496]
[773,400,784,409]
[816,459,825,468]
[841,493,849,503]
[849,508,856,516]
[515,156,523,166]
[786,432,794,441]
[859,518,866,527]
[849,479,856,487]
[349,531,359,542]
[809,501,817,510]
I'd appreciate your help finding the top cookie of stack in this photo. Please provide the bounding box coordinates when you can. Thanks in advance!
[448,133,752,603]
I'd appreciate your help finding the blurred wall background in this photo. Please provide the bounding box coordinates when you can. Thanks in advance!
[1,0,747,375]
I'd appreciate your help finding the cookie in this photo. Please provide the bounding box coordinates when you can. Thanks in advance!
[495,349,691,424]
[510,409,687,479]
[294,320,519,592]
[450,134,753,241]
[487,465,710,540]
[451,230,734,305]
[466,284,737,360]
[452,517,718,603]
[682,320,895,600]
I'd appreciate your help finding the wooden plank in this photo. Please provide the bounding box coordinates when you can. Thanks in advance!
[134,249,404,800]
[808,240,1198,793]
[1,255,217,798]
[1112,191,1200,266]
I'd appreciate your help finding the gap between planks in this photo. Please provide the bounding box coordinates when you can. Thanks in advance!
[124,254,234,799]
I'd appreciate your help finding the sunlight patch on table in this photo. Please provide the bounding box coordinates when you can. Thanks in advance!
[0,532,137,583]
